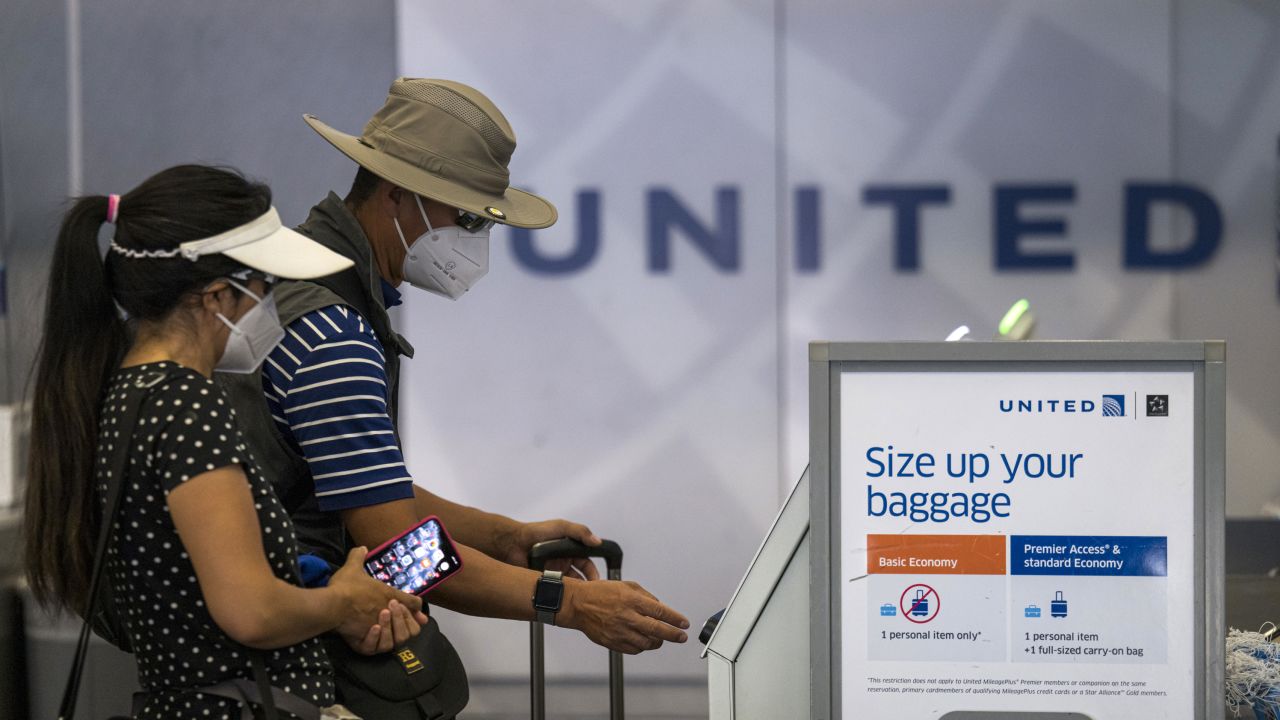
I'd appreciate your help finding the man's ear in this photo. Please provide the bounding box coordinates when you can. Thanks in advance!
[377,180,403,220]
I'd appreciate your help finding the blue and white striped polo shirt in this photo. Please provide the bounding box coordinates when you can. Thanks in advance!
[261,301,415,512]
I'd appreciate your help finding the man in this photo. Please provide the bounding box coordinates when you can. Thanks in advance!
[223,78,688,714]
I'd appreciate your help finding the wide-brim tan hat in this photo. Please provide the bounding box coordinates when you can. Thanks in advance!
[177,207,354,279]
[305,78,557,229]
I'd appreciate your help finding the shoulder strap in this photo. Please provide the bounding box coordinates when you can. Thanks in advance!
[274,278,414,361]
[272,281,348,329]
[250,652,282,720]
[267,279,410,425]
[58,368,176,719]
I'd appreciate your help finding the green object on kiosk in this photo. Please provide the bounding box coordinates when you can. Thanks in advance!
[998,299,1031,337]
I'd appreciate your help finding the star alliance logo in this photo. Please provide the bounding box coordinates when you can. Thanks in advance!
[1102,394,1125,417]
[1146,395,1168,417]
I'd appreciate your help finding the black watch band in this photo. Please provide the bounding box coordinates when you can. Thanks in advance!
[532,570,564,625]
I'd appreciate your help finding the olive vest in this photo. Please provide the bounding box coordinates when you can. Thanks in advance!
[218,193,415,565]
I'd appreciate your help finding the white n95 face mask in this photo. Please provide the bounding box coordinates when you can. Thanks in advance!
[216,278,285,374]
[393,194,490,300]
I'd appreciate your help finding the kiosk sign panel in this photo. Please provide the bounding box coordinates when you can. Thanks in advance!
[840,368,1195,718]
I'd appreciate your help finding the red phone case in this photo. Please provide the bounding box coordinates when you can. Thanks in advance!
[364,514,464,595]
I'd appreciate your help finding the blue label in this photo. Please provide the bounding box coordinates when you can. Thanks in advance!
[1010,535,1167,576]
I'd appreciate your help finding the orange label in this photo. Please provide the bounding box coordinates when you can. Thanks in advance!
[867,534,1006,575]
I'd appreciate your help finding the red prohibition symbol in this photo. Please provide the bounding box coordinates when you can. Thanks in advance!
[900,583,939,624]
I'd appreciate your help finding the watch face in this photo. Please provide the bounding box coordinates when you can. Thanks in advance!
[533,577,563,611]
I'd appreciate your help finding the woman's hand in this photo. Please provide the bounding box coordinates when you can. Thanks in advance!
[343,599,428,655]
[330,547,429,653]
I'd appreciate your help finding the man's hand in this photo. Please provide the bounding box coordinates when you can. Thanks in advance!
[503,519,603,581]
[559,578,689,655]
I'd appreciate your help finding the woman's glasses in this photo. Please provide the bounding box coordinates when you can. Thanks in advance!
[228,269,278,294]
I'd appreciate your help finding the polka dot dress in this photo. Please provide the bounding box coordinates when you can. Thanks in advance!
[96,362,334,719]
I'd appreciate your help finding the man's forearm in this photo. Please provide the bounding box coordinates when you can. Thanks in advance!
[429,543,598,635]
[412,486,521,559]
[429,542,539,620]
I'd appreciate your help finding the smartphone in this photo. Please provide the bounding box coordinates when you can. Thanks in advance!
[364,515,463,596]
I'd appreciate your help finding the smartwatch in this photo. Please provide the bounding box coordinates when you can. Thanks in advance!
[532,569,564,625]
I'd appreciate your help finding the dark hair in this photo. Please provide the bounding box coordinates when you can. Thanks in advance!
[24,164,270,613]
[344,166,384,209]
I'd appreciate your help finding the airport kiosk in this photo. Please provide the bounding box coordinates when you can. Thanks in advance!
[706,341,1225,720]
[702,468,810,719]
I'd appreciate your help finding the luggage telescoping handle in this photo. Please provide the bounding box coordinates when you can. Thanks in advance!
[528,538,625,720]
[528,537,623,578]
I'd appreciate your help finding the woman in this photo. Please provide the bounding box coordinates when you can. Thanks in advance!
[24,165,426,719]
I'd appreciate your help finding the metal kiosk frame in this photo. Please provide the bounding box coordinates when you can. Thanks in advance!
[809,341,1225,720]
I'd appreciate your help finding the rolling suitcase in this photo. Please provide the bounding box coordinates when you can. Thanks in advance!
[528,538,625,720]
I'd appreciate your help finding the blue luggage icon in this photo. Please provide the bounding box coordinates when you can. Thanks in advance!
[1024,604,1041,618]
[910,589,929,617]
[879,603,897,617]
[1051,591,1068,618]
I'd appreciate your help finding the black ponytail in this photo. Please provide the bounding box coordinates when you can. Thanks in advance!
[24,164,269,613]
[25,195,127,612]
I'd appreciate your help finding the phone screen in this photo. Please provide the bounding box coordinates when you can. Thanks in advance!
[363,516,463,596]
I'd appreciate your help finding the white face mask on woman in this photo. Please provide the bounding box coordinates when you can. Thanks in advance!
[392,194,491,300]
[215,278,285,374]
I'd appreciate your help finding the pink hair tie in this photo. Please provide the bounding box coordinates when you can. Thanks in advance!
[106,194,121,224]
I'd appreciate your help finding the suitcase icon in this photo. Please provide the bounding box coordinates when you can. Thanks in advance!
[910,589,930,616]
[1050,591,1068,618]
[1024,604,1041,618]
[880,603,897,617]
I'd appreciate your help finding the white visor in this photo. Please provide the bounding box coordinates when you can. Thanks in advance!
[177,207,353,280]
